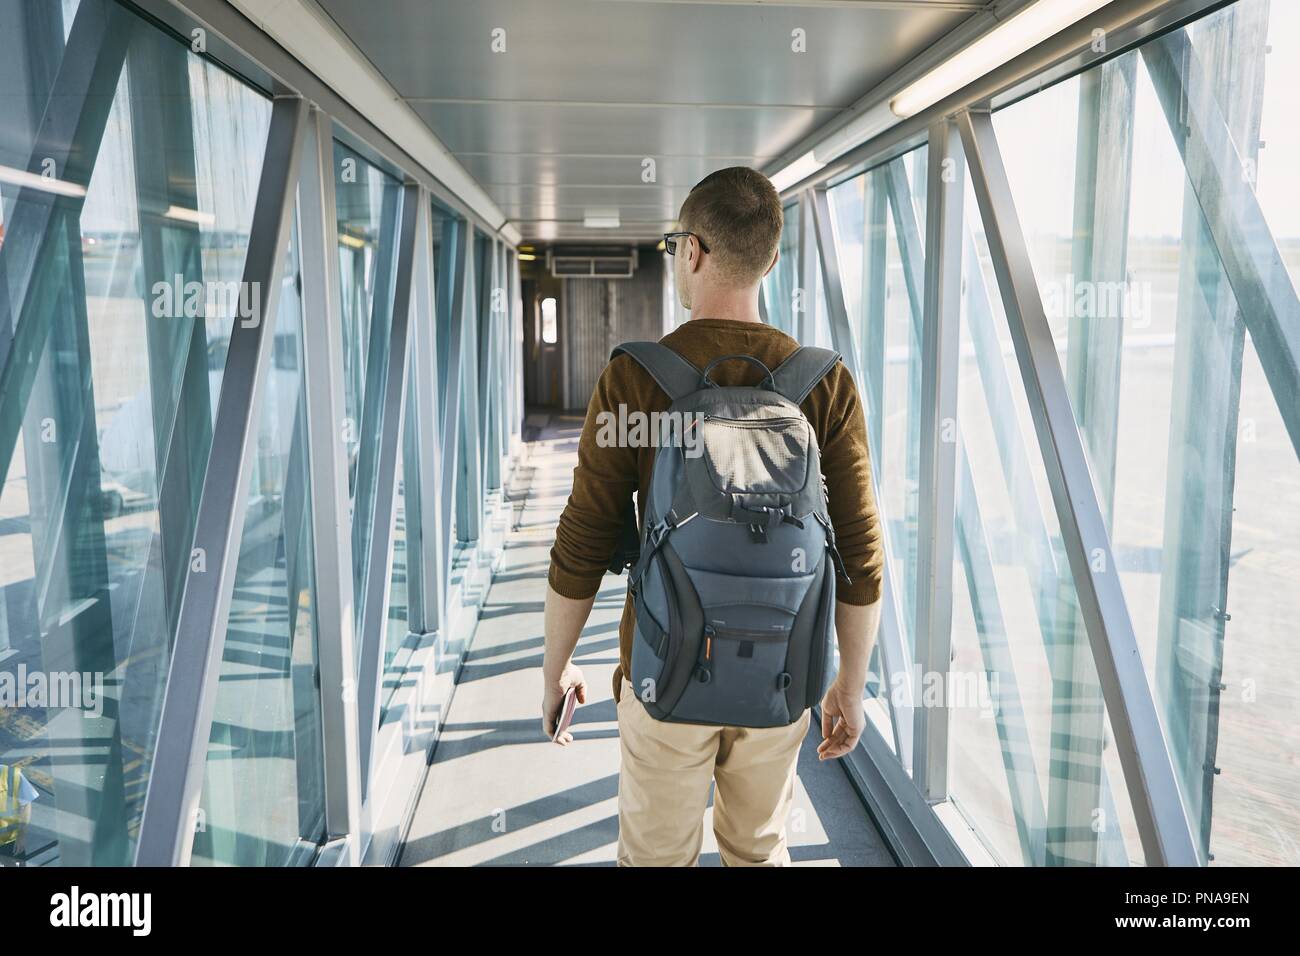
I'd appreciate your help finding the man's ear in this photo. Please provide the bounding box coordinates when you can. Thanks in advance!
[688,234,706,273]
[763,248,779,278]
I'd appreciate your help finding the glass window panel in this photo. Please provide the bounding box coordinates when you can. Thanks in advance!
[333,141,402,662]
[191,230,326,867]
[991,0,1300,866]
[827,172,892,729]
[946,170,1147,867]
[829,154,926,664]
[0,1,270,866]
[454,231,486,547]
[762,201,799,335]
[382,347,422,718]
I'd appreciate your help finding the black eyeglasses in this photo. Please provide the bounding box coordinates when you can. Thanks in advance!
[662,231,710,256]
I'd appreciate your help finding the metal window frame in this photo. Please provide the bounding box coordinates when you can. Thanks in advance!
[955,107,1198,867]
[355,182,422,793]
[126,0,517,246]
[1140,29,1300,458]
[454,234,485,548]
[795,5,1253,861]
[439,220,475,568]
[814,141,1057,854]
[1,0,531,871]
[509,248,526,451]
[797,192,818,343]
[911,119,963,801]
[777,0,1235,201]
[479,237,504,494]
[810,187,863,387]
[0,0,133,494]
[410,193,448,638]
[297,105,363,858]
[135,93,309,867]
[809,181,915,773]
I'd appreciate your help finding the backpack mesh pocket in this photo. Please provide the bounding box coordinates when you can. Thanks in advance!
[699,416,809,494]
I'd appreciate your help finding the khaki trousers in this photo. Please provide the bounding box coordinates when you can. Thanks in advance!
[615,678,810,867]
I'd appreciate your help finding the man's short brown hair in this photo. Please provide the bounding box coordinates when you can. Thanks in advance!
[678,166,783,286]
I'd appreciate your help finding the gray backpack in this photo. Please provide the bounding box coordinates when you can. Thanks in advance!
[611,342,849,728]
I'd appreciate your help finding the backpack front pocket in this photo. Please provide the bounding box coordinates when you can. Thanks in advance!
[670,623,793,727]
[698,415,809,495]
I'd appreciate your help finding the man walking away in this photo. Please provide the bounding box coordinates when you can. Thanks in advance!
[541,167,884,867]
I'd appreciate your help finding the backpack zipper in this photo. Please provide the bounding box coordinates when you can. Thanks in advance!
[701,415,805,429]
[706,623,790,642]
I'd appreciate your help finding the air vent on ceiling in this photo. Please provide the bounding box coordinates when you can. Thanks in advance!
[548,246,637,279]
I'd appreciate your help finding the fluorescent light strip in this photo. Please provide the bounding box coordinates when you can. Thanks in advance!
[0,164,87,198]
[891,0,1113,118]
[770,0,1114,190]
[769,150,825,193]
[164,204,216,227]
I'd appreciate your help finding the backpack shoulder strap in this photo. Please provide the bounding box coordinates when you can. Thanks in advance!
[610,341,702,402]
[769,346,841,405]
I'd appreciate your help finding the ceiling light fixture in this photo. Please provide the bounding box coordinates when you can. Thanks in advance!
[768,151,825,194]
[769,0,1114,191]
[890,0,1113,119]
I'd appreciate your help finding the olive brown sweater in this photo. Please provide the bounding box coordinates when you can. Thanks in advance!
[547,317,885,698]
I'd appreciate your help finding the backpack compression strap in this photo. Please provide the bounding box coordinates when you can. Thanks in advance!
[769,346,841,404]
[610,342,703,402]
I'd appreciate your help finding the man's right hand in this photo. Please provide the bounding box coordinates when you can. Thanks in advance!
[817,675,865,760]
[542,662,588,746]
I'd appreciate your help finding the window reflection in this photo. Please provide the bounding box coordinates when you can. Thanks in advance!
[0,0,270,865]
[990,0,1300,866]
[333,141,403,661]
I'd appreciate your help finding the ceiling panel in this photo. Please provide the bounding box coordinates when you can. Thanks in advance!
[315,0,985,242]
[319,0,972,105]
[487,183,686,210]
[498,203,682,221]
[517,220,680,242]
[455,153,778,188]
[407,101,834,157]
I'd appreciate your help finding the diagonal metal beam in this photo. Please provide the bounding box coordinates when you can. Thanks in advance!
[357,183,421,794]
[455,234,484,545]
[478,238,502,492]
[437,219,471,571]
[886,151,1055,832]
[351,180,402,619]
[808,184,914,771]
[810,187,863,386]
[135,94,309,866]
[1141,30,1300,461]
[410,195,447,637]
[956,107,1197,867]
[0,0,133,494]
[1046,55,1139,868]
[912,120,962,801]
[797,192,818,343]
[296,106,362,857]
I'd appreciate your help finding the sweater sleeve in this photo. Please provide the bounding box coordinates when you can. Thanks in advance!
[547,357,641,599]
[812,363,885,605]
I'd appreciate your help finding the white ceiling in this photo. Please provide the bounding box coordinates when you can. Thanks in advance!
[315,0,991,243]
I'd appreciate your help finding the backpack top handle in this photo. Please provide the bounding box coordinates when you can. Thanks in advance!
[699,353,776,391]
